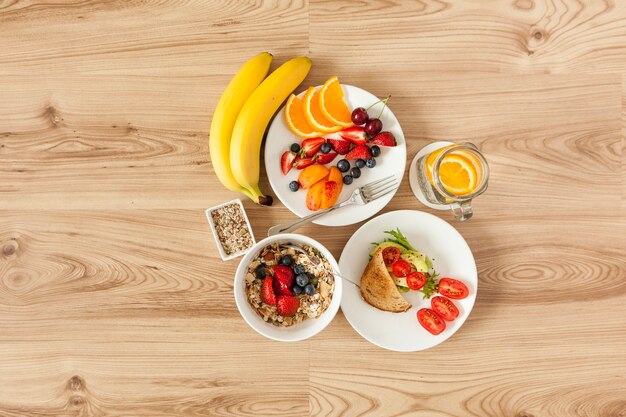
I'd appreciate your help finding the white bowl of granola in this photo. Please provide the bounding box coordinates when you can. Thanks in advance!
[234,234,342,342]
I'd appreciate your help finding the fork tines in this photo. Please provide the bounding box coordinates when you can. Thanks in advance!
[361,175,399,201]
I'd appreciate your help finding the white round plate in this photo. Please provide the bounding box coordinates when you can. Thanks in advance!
[339,210,477,352]
[264,85,406,226]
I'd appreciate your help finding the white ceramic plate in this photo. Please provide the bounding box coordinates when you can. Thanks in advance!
[264,85,406,226]
[339,210,477,351]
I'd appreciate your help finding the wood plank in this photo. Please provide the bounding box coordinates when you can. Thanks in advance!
[310,0,626,74]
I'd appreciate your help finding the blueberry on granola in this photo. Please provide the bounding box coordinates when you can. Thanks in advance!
[304,283,316,296]
[293,285,303,295]
[293,264,305,275]
[295,273,309,287]
[254,265,266,279]
[279,255,293,266]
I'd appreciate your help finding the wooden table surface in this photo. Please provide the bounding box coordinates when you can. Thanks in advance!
[1,1,625,416]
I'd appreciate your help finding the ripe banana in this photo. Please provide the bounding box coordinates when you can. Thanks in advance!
[209,52,272,202]
[230,56,312,205]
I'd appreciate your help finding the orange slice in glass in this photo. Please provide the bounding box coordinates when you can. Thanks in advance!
[285,93,323,138]
[303,86,342,133]
[437,153,478,196]
[319,76,353,128]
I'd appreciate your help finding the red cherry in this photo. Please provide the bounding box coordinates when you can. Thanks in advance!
[364,118,383,136]
[351,107,369,125]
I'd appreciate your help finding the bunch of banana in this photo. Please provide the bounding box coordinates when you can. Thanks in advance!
[209,52,312,205]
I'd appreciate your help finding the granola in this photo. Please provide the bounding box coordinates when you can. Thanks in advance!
[210,203,253,256]
[244,242,335,327]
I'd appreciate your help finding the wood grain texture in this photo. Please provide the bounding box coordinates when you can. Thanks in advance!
[1,1,625,416]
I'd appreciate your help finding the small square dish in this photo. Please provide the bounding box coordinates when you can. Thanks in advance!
[205,199,256,261]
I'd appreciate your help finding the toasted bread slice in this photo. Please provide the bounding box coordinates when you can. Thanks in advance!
[360,248,412,313]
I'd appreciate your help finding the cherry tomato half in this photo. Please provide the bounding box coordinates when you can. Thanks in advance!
[382,247,401,266]
[406,271,427,290]
[438,278,469,300]
[417,308,446,335]
[391,259,412,277]
[431,296,459,321]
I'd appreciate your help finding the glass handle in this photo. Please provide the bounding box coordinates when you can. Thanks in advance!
[451,200,473,221]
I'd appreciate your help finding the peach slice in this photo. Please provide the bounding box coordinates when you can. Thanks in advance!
[298,164,330,189]
[306,180,326,211]
[328,166,343,195]
[320,180,340,209]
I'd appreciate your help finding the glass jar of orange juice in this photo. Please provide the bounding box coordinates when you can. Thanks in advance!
[415,142,489,221]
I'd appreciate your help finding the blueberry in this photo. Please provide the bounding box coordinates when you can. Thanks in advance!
[304,283,316,296]
[355,158,366,168]
[293,285,303,295]
[309,276,319,286]
[254,265,266,279]
[290,143,301,153]
[280,255,293,266]
[320,143,332,154]
[289,181,299,192]
[350,167,361,178]
[371,145,381,157]
[296,273,309,287]
[293,264,305,275]
[366,158,376,168]
[343,175,354,185]
[337,159,350,173]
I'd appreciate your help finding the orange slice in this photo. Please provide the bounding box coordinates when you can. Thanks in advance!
[319,76,353,128]
[437,154,478,196]
[303,86,342,133]
[285,93,324,138]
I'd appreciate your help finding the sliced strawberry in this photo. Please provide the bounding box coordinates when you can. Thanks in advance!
[273,265,295,288]
[260,277,276,305]
[326,133,351,155]
[345,144,372,160]
[276,295,300,317]
[294,156,315,170]
[273,279,294,296]
[280,151,297,175]
[316,152,338,165]
[339,126,367,145]
[301,137,325,157]
[370,131,397,147]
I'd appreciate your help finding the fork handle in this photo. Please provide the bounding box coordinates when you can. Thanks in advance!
[267,202,348,236]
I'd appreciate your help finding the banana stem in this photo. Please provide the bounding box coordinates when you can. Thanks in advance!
[243,185,273,206]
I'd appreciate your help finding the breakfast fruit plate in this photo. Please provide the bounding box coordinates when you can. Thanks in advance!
[339,210,477,352]
[264,77,406,226]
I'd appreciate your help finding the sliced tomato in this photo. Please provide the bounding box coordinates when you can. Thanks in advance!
[391,259,412,277]
[381,247,401,266]
[431,296,459,321]
[417,308,446,335]
[438,278,469,300]
[406,271,427,290]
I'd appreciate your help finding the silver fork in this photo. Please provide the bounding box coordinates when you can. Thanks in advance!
[268,175,398,236]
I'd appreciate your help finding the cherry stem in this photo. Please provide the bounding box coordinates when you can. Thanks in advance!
[365,95,391,119]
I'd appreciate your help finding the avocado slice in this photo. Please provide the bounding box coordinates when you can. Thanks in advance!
[400,251,430,273]
[369,241,406,257]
